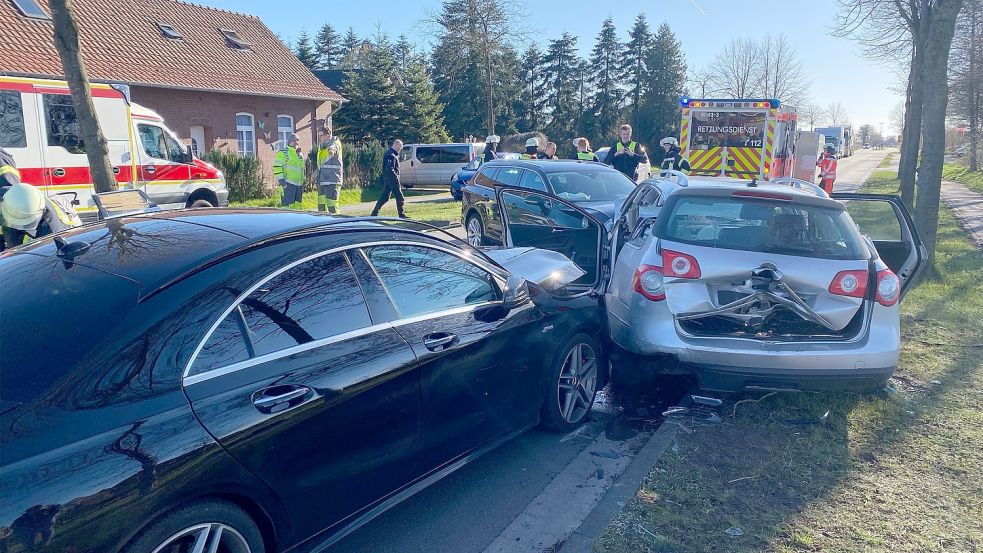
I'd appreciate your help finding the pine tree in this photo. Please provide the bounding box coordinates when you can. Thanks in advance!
[341,27,362,69]
[494,46,522,135]
[335,43,402,143]
[515,44,544,132]
[639,24,687,152]
[294,29,318,71]
[623,14,653,130]
[314,23,342,70]
[395,61,451,143]
[586,18,624,146]
[541,32,582,143]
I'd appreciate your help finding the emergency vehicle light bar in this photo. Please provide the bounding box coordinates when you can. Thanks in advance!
[680,98,780,109]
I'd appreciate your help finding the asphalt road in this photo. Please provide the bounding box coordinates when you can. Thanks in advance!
[831,147,895,192]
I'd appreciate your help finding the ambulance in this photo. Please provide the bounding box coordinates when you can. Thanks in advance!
[678,98,798,180]
[0,76,227,218]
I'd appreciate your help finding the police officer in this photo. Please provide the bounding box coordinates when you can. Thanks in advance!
[572,137,600,162]
[0,182,77,249]
[482,135,500,163]
[274,133,305,207]
[316,126,343,213]
[371,139,408,218]
[659,137,691,175]
[603,124,648,181]
[520,137,543,160]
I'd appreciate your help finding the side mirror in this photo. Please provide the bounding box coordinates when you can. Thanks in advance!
[502,276,530,310]
[184,145,194,164]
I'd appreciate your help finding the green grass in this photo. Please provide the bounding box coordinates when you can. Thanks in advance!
[943,163,983,194]
[595,171,983,553]
[878,152,896,168]
[230,186,386,209]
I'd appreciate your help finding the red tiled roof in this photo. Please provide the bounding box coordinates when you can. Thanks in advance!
[0,0,344,102]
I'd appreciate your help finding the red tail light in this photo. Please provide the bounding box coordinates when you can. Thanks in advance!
[662,250,702,279]
[632,265,666,301]
[828,270,868,298]
[875,269,901,306]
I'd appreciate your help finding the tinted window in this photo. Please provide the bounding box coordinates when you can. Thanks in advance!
[497,167,522,187]
[546,170,636,201]
[465,156,482,170]
[416,146,441,164]
[43,94,84,154]
[363,245,497,317]
[190,252,371,375]
[441,145,471,164]
[400,146,413,162]
[138,124,184,162]
[0,90,26,148]
[518,169,548,192]
[474,167,497,187]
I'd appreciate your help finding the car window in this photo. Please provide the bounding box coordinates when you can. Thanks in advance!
[416,146,441,164]
[138,124,184,163]
[497,167,522,187]
[518,169,548,192]
[465,157,482,170]
[362,245,497,318]
[441,145,471,164]
[400,146,414,162]
[546,170,636,201]
[474,167,497,187]
[0,90,27,148]
[190,252,371,375]
[42,93,84,154]
[502,190,590,230]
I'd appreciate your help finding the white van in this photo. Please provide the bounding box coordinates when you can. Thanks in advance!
[0,76,227,219]
[398,143,483,187]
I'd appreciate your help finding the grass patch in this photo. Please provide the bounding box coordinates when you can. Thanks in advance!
[595,171,983,553]
[943,163,983,195]
[878,152,896,168]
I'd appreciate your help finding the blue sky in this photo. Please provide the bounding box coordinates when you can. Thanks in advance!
[200,0,903,134]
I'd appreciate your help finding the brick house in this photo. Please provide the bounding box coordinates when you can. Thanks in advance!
[0,0,344,178]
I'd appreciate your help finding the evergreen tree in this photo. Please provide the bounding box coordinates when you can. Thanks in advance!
[335,43,402,143]
[432,41,486,139]
[294,29,318,70]
[541,32,582,142]
[586,18,624,146]
[515,44,545,132]
[639,24,687,152]
[494,46,522,136]
[314,23,342,70]
[623,14,653,129]
[341,27,362,68]
[395,61,451,143]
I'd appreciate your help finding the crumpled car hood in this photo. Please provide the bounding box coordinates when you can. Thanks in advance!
[483,247,586,291]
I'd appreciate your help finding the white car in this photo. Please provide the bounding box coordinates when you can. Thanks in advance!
[595,147,651,181]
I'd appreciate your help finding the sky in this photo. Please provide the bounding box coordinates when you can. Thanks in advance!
[199,0,904,135]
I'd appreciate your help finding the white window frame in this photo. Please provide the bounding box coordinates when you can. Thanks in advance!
[236,113,255,158]
[276,114,294,150]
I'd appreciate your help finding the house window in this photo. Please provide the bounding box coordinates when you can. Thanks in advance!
[236,113,255,158]
[156,22,183,40]
[220,29,252,50]
[276,115,294,149]
[11,0,49,19]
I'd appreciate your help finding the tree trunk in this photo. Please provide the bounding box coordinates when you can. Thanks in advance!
[49,0,117,194]
[898,62,913,180]
[969,0,980,172]
[914,0,964,268]
[900,39,926,209]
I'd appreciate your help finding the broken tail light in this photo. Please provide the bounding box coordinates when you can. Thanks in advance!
[632,265,666,301]
[828,270,868,298]
[875,269,901,306]
[662,250,702,279]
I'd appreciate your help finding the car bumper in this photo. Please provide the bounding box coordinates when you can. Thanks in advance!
[606,294,901,391]
[216,187,229,207]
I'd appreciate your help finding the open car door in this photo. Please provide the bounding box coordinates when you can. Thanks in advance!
[496,187,608,291]
[831,193,927,300]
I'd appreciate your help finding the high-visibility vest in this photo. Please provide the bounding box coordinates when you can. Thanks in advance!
[0,164,20,183]
[274,147,305,186]
[577,151,596,160]
[519,152,537,160]
[316,138,343,185]
[818,154,837,180]
[615,141,638,154]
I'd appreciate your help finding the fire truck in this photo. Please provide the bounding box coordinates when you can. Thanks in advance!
[678,98,798,180]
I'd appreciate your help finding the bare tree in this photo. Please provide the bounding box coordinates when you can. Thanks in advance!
[823,101,850,126]
[890,101,906,140]
[688,66,716,98]
[49,0,116,193]
[950,0,982,171]
[755,35,811,106]
[799,102,822,131]
[708,38,759,98]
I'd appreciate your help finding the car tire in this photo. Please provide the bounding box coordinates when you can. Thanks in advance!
[121,499,265,553]
[465,213,486,247]
[188,199,214,208]
[541,332,600,432]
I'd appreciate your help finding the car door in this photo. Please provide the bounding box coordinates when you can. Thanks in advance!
[358,243,542,470]
[831,193,927,300]
[497,187,608,290]
[435,144,472,185]
[399,145,416,186]
[183,249,421,542]
[412,145,443,186]
[135,123,192,206]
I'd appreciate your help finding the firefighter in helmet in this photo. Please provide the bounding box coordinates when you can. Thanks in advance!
[519,137,543,160]
[659,137,691,175]
[0,183,78,250]
[316,126,343,213]
[482,135,500,164]
[818,144,838,193]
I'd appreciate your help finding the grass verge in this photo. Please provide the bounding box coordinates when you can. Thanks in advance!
[943,163,983,195]
[595,171,983,552]
[878,152,895,168]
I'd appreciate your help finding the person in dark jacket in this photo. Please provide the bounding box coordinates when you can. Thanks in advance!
[371,139,408,218]
[542,142,559,160]
[482,135,500,163]
[658,137,691,175]
[603,124,648,181]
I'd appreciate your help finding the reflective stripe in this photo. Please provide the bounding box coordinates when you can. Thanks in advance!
[0,165,20,179]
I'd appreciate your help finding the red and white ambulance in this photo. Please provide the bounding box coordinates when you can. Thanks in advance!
[0,76,227,218]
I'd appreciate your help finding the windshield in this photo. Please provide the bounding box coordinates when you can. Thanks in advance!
[659,196,869,260]
[546,170,636,202]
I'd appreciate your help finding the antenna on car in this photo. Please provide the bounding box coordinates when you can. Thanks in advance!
[748,177,758,187]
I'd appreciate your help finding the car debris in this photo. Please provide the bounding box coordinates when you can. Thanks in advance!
[481,247,586,291]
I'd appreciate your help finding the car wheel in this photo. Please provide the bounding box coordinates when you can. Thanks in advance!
[188,199,214,208]
[466,213,485,247]
[541,333,599,432]
[122,499,264,553]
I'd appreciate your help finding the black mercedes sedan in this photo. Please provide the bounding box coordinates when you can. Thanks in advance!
[0,210,605,553]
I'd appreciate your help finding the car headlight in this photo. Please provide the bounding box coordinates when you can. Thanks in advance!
[452,173,459,182]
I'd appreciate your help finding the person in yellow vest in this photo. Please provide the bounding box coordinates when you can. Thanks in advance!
[658,137,691,175]
[519,137,544,160]
[603,124,648,181]
[0,147,19,188]
[0,183,78,250]
[571,137,600,162]
[274,133,305,207]
[316,126,343,213]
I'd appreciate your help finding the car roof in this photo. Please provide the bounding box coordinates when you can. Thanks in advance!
[646,177,844,208]
[480,159,615,173]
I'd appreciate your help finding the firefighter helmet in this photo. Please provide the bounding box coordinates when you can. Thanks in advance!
[525,137,540,148]
[485,135,500,144]
[660,137,679,147]
[1,183,45,231]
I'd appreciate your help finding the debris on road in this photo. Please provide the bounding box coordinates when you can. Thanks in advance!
[725,527,744,537]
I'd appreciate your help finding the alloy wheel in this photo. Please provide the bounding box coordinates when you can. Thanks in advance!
[467,217,483,247]
[151,523,252,553]
[557,343,597,423]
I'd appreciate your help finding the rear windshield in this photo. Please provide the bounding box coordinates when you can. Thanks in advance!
[546,170,636,202]
[659,196,869,260]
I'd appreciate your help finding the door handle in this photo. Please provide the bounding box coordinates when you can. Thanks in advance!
[411,160,415,167]
[423,333,458,351]
[52,168,66,178]
[145,166,156,174]
[252,385,312,412]
[550,227,567,233]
